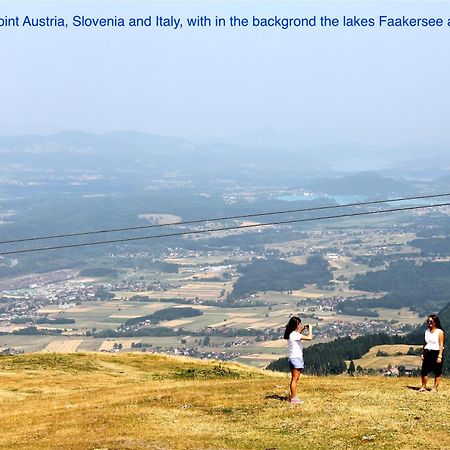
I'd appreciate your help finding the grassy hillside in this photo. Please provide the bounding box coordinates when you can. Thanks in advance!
[0,353,449,450]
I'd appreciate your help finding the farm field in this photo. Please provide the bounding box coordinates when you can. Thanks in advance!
[0,219,430,368]
[163,253,245,266]
[352,344,423,370]
[147,281,231,300]
[374,308,423,325]
[1,290,423,360]
[0,335,57,353]
[42,339,83,353]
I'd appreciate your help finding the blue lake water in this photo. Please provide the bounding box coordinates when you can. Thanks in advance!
[276,194,366,204]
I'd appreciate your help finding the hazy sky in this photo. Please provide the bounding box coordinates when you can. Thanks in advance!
[1,1,449,146]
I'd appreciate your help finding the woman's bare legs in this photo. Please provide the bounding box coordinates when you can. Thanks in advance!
[419,375,428,392]
[433,375,441,391]
[290,368,302,399]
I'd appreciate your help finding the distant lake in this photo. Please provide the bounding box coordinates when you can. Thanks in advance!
[277,194,366,204]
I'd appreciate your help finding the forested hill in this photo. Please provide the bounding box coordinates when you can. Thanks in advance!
[228,256,332,300]
[267,301,449,375]
[436,301,449,331]
[408,301,450,350]
[348,260,450,315]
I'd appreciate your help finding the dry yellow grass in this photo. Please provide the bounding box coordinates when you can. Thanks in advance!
[0,353,448,450]
[183,272,224,280]
[109,313,145,319]
[285,255,308,265]
[0,324,25,333]
[259,340,287,348]
[289,289,326,298]
[159,319,194,327]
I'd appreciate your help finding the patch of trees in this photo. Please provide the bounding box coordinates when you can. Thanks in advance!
[92,326,183,338]
[376,347,421,357]
[79,268,119,278]
[36,317,76,325]
[193,229,308,251]
[129,295,152,302]
[350,260,450,315]
[124,307,203,326]
[354,255,387,267]
[228,255,332,300]
[407,346,422,356]
[412,216,450,238]
[336,303,379,317]
[347,360,356,375]
[95,288,115,301]
[12,317,76,325]
[151,262,179,273]
[0,252,82,279]
[12,326,63,335]
[11,317,30,324]
[131,342,153,348]
[192,276,223,282]
[267,333,405,375]
[409,237,450,256]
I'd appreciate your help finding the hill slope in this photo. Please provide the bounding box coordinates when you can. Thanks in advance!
[0,353,449,449]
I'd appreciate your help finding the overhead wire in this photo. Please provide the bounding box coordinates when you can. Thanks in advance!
[0,192,449,245]
[1,200,449,256]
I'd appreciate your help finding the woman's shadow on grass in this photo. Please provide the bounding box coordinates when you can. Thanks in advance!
[265,394,289,401]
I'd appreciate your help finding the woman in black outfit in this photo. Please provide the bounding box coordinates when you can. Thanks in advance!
[419,314,445,392]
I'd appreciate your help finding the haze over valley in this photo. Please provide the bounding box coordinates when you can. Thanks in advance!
[1,131,449,375]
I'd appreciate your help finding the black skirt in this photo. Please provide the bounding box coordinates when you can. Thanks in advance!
[421,349,443,377]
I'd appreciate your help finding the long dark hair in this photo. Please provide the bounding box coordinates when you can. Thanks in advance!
[428,314,444,333]
[284,316,301,339]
